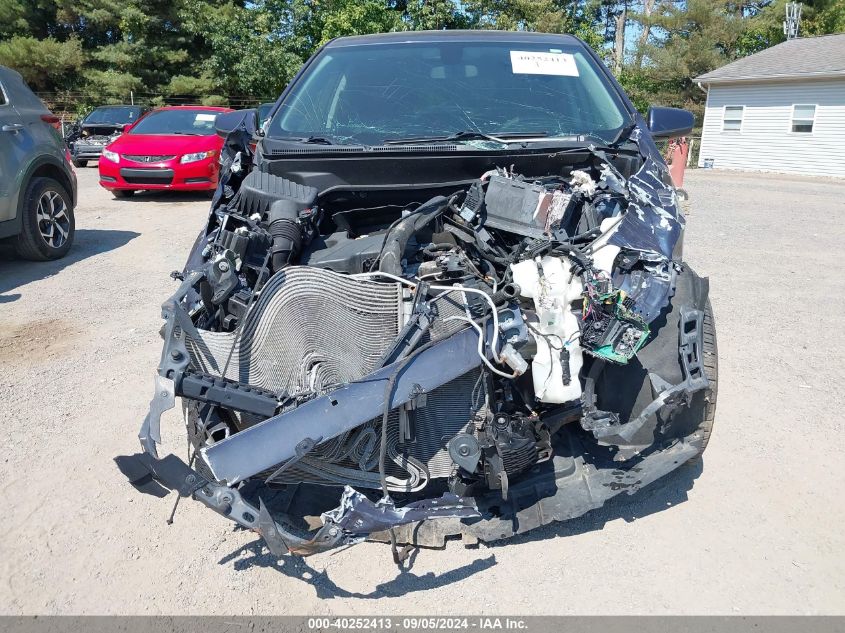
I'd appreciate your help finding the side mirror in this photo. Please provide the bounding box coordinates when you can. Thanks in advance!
[646,106,695,138]
[215,109,258,138]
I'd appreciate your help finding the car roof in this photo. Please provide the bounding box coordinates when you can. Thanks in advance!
[325,30,584,48]
[0,65,24,82]
[92,104,143,109]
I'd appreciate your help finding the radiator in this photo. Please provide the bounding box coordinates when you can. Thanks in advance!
[183,266,483,490]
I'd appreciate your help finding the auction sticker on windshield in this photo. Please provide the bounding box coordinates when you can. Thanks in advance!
[510,51,579,76]
[196,113,216,121]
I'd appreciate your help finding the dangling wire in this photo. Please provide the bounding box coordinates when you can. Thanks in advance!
[378,358,410,565]
[166,442,197,525]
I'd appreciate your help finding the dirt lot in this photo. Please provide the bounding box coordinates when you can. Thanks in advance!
[1,167,843,615]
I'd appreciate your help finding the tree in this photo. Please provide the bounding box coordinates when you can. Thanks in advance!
[630,0,657,68]
[406,0,469,30]
[1,0,842,112]
[318,0,406,44]
[462,0,603,49]
[0,35,84,90]
[0,0,212,100]
[612,0,629,72]
[737,0,845,56]
[637,0,747,113]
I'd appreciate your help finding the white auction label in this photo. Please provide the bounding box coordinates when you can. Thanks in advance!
[510,51,579,76]
[195,113,217,121]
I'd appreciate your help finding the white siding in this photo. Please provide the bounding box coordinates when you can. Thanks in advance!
[697,79,845,177]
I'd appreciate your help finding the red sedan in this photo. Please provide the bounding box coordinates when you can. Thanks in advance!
[98,105,233,198]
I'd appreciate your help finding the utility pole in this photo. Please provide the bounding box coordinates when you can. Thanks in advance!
[783,2,802,40]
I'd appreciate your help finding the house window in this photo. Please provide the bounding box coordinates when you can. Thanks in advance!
[722,106,743,132]
[791,104,816,133]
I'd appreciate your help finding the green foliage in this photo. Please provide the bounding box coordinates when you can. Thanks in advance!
[0,0,842,116]
[0,35,85,90]
[318,0,406,44]
[463,0,603,48]
[81,68,143,99]
[0,0,31,38]
[622,0,751,119]
[167,73,217,97]
[736,0,845,56]
[200,94,230,106]
[616,67,661,114]
[180,0,305,99]
[805,0,845,33]
[406,0,469,30]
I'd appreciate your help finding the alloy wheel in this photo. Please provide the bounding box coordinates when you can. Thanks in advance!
[36,190,70,249]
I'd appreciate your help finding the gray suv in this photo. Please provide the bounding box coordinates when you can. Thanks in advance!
[0,65,77,260]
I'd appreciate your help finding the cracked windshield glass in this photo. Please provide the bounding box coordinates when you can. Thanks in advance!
[269,41,627,146]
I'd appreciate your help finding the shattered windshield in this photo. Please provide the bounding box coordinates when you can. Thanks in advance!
[269,41,627,146]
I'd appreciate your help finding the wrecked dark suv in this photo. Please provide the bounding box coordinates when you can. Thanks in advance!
[65,104,147,167]
[134,31,716,559]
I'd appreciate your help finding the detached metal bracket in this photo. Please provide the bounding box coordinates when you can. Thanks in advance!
[138,271,206,458]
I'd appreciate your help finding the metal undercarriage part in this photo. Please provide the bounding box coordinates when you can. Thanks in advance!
[129,116,716,561]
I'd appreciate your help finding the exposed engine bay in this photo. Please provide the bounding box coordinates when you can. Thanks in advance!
[64,123,124,161]
[133,122,715,560]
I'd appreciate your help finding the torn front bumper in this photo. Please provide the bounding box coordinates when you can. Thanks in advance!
[133,262,711,556]
[128,452,481,556]
[127,428,700,555]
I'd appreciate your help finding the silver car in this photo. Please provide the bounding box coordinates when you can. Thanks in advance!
[0,65,77,260]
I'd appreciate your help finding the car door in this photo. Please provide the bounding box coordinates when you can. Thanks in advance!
[0,67,58,229]
[0,72,25,223]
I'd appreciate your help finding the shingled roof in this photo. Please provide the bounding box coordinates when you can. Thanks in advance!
[695,32,845,84]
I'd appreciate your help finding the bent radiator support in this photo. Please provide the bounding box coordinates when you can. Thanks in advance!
[200,325,484,485]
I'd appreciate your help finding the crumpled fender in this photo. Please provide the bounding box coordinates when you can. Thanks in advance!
[581,264,711,452]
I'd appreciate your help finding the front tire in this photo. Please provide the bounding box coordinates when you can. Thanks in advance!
[688,298,718,458]
[72,159,88,168]
[15,177,75,261]
[112,189,135,199]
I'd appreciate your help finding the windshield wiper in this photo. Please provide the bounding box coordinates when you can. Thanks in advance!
[383,130,550,145]
[172,131,203,136]
[275,135,335,145]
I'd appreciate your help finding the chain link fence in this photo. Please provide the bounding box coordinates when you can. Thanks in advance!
[35,91,276,135]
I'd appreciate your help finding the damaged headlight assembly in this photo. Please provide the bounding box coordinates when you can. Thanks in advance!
[127,33,716,563]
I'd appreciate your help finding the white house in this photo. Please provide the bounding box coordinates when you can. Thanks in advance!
[695,33,845,177]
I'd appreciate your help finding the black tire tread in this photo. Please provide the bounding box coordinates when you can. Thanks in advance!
[690,299,718,458]
[14,177,75,261]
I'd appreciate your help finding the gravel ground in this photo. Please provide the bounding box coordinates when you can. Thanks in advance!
[0,167,843,615]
